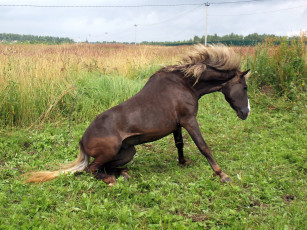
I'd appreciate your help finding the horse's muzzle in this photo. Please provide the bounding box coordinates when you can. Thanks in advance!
[237,108,249,120]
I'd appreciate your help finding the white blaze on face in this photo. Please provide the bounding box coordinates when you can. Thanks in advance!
[247,99,251,114]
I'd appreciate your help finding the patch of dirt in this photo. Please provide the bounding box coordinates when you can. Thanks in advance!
[27,151,35,155]
[249,200,261,207]
[179,212,207,222]
[259,85,275,96]
[248,196,262,207]
[282,194,295,202]
[24,141,31,149]
[190,214,207,222]
[142,144,154,150]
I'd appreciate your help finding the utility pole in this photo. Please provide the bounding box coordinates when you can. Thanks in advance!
[88,34,91,43]
[134,24,137,45]
[205,2,210,46]
[105,32,108,44]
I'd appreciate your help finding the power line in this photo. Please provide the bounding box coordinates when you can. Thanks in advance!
[0,1,269,8]
[0,3,204,8]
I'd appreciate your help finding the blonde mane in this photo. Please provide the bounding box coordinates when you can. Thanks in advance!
[163,44,241,81]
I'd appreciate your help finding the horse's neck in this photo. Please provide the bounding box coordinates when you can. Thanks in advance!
[192,81,224,98]
[189,69,233,99]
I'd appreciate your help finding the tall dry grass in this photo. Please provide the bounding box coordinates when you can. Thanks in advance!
[0,44,188,127]
[5,43,299,128]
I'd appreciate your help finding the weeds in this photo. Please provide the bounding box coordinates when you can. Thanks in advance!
[246,37,306,101]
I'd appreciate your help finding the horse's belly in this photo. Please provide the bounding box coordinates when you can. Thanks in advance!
[122,129,173,146]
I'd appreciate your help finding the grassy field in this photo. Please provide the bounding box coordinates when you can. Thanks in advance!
[0,43,306,229]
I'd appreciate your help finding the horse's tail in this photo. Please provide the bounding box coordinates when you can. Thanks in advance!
[24,143,90,183]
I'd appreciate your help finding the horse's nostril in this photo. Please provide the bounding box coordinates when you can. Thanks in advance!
[240,108,249,116]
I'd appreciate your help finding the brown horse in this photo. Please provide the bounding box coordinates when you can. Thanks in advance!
[25,45,250,186]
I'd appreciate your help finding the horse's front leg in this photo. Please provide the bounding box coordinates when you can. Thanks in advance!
[181,117,232,183]
[173,127,186,165]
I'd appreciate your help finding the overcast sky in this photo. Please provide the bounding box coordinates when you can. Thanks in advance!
[0,0,306,42]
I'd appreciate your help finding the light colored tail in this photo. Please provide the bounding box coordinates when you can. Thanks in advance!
[24,144,90,183]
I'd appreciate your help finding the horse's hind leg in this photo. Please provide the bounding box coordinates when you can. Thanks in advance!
[83,137,121,185]
[101,145,136,181]
[90,155,118,186]
[173,127,192,166]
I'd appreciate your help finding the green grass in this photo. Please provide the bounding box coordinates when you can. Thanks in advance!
[0,81,306,229]
[0,72,147,128]
[69,73,146,123]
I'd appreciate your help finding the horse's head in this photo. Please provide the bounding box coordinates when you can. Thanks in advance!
[221,69,250,120]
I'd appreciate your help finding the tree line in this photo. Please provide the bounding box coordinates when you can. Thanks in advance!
[141,33,304,46]
[0,32,304,45]
[0,33,74,44]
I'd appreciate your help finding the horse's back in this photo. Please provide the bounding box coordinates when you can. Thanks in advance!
[81,71,197,148]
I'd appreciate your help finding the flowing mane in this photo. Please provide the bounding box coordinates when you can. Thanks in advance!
[162,44,241,81]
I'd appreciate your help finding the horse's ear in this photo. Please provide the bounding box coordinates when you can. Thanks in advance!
[241,69,250,79]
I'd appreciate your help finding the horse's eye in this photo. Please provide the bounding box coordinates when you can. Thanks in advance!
[244,86,248,91]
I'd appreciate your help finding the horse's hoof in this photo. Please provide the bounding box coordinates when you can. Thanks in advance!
[178,158,193,166]
[221,176,233,183]
[98,174,117,186]
[120,171,130,181]
[105,177,117,186]
[108,182,116,187]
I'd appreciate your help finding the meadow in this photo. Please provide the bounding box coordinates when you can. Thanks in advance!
[0,42,306,229]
